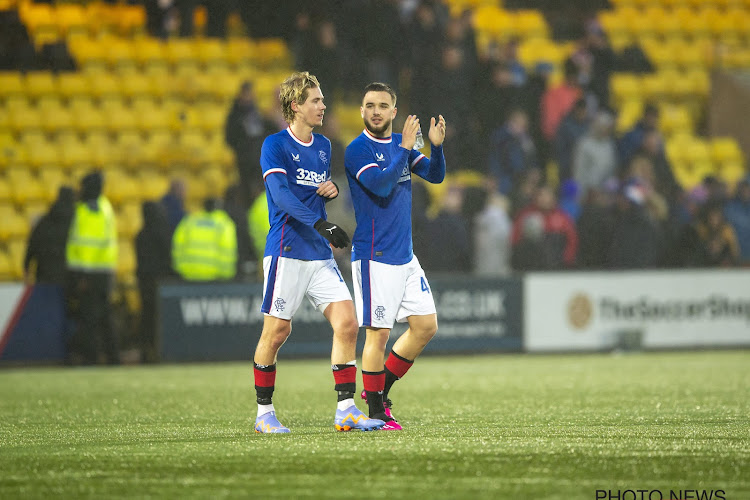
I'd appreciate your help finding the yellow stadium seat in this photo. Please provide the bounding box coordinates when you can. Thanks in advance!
[55,3,88,36]
[194,104,227,134]
[137,106,172,134]
[711,138,744,164]
[4,238,26,279]
[0,250,14,281]
[117,239,137,279]
[9,107,43,133]
[39,169,71,200]
[685,70,710,98]
[136,169,169,200]
[20,2,56,37]
[610,73,641,105]
[0,134,25,167]
[68,36,107,68]
[177,130,210,168]
[41,105,74,134]
[226,38,255,67]
[132,37,166,68]
[24,72,57,99]
[24,140,59,171]
[57,73,90,99]
[59,137,93,170]
[0,72,24,99]
[165,39,197,66]
[515,10,548,39]
[106,171,140,205]
[196,38,227,66]
[87,73,121,99]
[254,38,291,69]
[72,103,107,134]
[0,177,10,202]
[116,4,147,36]
[473,5,514,39]
[104,38,137,69]
[120,73,152,99]
[142,130,175,167]
[0,202,17,237]
[83,131,116,166]
[105,106,139,134]
[660,105,692,136]
[114,131,145,167]
[23,200,49,227]
[10,174,45,204]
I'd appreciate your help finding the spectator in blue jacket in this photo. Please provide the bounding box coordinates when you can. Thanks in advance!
[619,103,659,167]
[488,109,537,195]
[554,98,590,182]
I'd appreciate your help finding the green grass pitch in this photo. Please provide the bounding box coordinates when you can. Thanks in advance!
[1,351,748,499]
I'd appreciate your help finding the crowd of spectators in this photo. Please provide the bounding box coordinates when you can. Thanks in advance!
[272,1,750,273]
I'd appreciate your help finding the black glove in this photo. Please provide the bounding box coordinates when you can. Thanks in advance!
[314,219,351,248]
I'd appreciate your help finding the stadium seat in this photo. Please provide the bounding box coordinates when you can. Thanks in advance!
[0,72,24,100]
[120,73,153,99]
[514,10,548,39]
[11,174,45,205]
[0,133,25,167]
[57,73,91,100]
[6,239,26,279]
[136,169,169,200]
[117,239,137,279]
[24,72,57,99]
[225,38,255,68]
[41,104,74,134]
[72,103,107,134]
[88,73,121,99]
[19,2,56,38]
[105,171,140,205]
[83,131,116,167]
[68,36,107,69]
[9,106,43,133]
[254,38,292,69]
[711,138,744,165]
[104,38,137,69]
[39,169,71,200]
[196,38,227,67]
[0,250,14,281]
[55,3,88,36]
[0,204,28,241]
[0,177,10,202]
[59,136,93,170]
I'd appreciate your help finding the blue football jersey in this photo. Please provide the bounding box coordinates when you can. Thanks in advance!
[260,127,333,260]
[345,129,445,265]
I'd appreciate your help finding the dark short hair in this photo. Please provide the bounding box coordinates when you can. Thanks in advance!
[363,82,397,106]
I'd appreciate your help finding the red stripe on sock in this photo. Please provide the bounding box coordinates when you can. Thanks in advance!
[385,353,413,378]
[362,371,385,392]
[333,366,357,385]
[254,367,276,387]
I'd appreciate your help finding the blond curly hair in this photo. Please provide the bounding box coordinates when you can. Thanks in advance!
[279,71,321,124]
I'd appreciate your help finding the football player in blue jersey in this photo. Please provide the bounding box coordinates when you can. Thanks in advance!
[252,72,384,434]
[344,82,446,430]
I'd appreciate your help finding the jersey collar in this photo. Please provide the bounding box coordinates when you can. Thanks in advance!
[363,128,392,144]
[287,126,314,147]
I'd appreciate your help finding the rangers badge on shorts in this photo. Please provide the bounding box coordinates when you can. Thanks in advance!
[274,297,286,312]
[374,306,385,321]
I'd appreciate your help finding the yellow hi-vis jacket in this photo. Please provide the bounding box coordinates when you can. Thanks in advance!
[247,192,270,262]
[66,196,118,273]
[172,209,237,281]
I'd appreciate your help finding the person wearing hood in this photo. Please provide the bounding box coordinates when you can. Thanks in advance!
[24,186,75,285]
[66,171,119,365]
[136,201,172,362]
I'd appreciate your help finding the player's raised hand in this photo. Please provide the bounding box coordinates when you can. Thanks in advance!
[400,115,420,150]
[316,180,338,199]
[428,114,446,146]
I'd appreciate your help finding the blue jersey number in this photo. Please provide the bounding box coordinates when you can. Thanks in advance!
[420,277,430,292]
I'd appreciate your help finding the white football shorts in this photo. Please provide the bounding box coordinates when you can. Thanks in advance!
[352,255,436,329]
[262,256,352,320]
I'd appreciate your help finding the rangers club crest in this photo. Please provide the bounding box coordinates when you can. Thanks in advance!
[274,297,286,312]
[318,150,328,164]
[374,306,385,321]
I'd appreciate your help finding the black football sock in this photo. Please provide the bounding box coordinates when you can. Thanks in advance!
[383,368,399,400]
